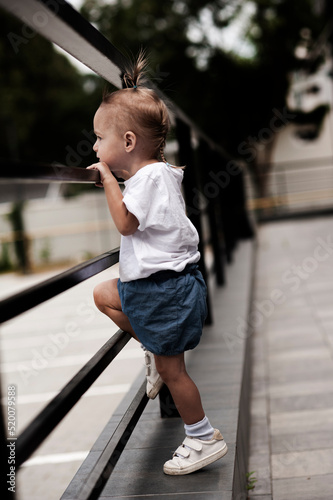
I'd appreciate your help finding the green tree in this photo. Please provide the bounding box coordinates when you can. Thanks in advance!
[80,0,325,157]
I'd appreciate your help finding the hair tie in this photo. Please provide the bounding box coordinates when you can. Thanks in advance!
[133,85,137,89]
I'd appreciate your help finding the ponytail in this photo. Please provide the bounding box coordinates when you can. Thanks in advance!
[122,49,148,90]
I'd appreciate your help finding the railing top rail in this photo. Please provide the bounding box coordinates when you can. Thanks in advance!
[0,0,126,88]
[0,160,100,183]
[0,249,119,324]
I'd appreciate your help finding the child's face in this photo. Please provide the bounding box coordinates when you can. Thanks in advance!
[93,106,127,170]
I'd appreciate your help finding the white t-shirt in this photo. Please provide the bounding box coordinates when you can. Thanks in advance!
[119,162,200,282]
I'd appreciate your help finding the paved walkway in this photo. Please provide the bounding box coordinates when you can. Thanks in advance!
[248,216,333,500]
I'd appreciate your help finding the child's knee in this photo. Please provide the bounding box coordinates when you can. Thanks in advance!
[93,283,105,311]
[93,279,121,314]
[154,356,184,384]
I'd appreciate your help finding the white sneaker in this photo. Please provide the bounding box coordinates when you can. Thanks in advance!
[142,347,164,399]
[163,429,228,475]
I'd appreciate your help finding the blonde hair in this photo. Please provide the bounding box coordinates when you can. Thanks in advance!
[101,51,172,164]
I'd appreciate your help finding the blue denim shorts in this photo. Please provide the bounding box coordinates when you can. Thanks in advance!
[117,264,207,356]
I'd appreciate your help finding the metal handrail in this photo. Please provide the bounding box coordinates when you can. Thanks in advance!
[0,249,119,323]
[0,161,100,184]
[16,329,131,467]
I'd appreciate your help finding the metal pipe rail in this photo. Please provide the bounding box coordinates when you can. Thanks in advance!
[0,248,119,323]
[16,329,132,467]
[0,161,100,185]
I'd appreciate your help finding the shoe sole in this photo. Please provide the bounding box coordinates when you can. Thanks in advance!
[147,378,164,399]
[163,443,228,475]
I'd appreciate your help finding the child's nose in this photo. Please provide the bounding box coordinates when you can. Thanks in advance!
[93,141,98,152]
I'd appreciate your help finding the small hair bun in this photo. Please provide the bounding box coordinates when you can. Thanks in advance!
[122,50,147,89]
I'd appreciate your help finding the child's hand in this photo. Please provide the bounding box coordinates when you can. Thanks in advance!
[86,162,113,187]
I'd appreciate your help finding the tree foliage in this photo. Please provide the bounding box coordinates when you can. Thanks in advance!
[0,9,102,168]
[81,0,325,157]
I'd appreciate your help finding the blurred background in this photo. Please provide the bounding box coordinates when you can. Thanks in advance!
[1,0,333,273]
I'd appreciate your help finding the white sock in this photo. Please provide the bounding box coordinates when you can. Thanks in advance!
[184,415,215,441]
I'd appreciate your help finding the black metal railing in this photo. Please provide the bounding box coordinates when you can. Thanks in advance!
[0,1,253,498]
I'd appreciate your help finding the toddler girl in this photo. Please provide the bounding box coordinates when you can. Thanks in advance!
[87,53,228,475]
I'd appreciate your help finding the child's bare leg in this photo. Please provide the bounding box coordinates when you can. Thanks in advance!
[93,278,139,342]
[154,353,205,425]
[160,352,227,475]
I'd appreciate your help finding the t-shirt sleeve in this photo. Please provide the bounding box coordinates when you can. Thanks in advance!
[122,174,157,231]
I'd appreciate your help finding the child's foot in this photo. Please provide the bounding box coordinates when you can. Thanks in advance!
[142,347,164,399]
[163,429,228,475]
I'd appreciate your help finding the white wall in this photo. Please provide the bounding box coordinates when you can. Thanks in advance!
[0,191,120,268]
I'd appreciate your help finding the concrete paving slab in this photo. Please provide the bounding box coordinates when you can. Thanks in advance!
[268,346,330,362]
[272,448,333,479]
[270,407,333,436]
[269,379,333,398]
[267,332,327,352]
[270,391,333,413]
[272,474,333,500]
[271,429,333,454]
[268,362,333,386]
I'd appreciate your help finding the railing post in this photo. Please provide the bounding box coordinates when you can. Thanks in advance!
[197,140,226,286]
[175,118,213,325]
[217,158,254,263]
[159,385,180,418]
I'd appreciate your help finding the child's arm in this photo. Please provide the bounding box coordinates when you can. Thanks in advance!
[87,162,139,236]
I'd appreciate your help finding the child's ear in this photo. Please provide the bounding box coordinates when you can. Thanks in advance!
[124,131,136,152]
